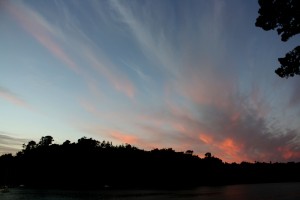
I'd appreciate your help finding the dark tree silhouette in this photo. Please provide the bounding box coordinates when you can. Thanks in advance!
[23,140,36,152]
[62,140,71,146]
[256,0,300,78]
[1,135,300,189]
[185,150,193,155]
[77,137,99,148]
[38,135,53,147]
[205,152,212,158]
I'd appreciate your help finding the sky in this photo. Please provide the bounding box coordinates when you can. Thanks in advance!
[1,0,300,163]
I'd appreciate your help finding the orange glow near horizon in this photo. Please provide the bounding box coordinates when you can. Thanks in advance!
[219,138,245,162]
[277,146,300,160]
[110,131,138,145]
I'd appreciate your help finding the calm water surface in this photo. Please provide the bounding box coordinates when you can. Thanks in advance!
[1,182,300,200]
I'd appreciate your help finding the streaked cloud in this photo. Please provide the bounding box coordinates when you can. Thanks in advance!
[3,0,136,99]
[77,0,300,160]
[83,48,136,98]
[0,86,29,108]
[2,1,82,74]
[1,0,300,163]
[109,0,180,76]
[0,132,29,155]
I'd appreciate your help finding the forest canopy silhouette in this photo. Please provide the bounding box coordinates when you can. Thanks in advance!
[1,136,300,189]
[256,0,300,78]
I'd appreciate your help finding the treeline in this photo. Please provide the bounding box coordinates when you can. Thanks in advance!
[0,136,300,189]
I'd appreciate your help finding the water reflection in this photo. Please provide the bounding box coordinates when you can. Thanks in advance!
[1,182,300,200]
[221,182,300,200]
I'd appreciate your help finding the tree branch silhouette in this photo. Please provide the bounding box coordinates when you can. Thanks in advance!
[256,0,300,78]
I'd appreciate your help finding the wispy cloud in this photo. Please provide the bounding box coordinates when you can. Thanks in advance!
[83,48,136,98]
[3,0,300,163]
[0,131,29,155]
[77,78,300,163]
[3,1,82,75]
[0,86,30,108]
[106,0,300,162]
[135,89,300,163]
[3,1,136,99]
[110,0,180,76]
[288,78,300,108]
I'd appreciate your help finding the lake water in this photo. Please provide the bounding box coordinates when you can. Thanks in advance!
[1,182,300,200]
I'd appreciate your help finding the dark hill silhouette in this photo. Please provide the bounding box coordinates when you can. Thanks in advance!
[0,136,300,189]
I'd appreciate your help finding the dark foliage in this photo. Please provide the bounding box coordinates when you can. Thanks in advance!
[256,0,300,78]
[275,46,300,77]
[0,136,300,189]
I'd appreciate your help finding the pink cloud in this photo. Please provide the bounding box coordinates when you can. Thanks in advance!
[218,138,244,162]
[110,131,139,144]
[80,125,157,149]
[150,81,300,163]
[84,49,136,98]
[4,1,136,99]
[79,99,100,117]
[78,100,300,163]
[4,1,81,74]
[4,1,114,116]
[199,133,214,145]
[277,146,300,161]
[0,87,29,108]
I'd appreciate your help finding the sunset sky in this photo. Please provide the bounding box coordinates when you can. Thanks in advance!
[1,0,300,163]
